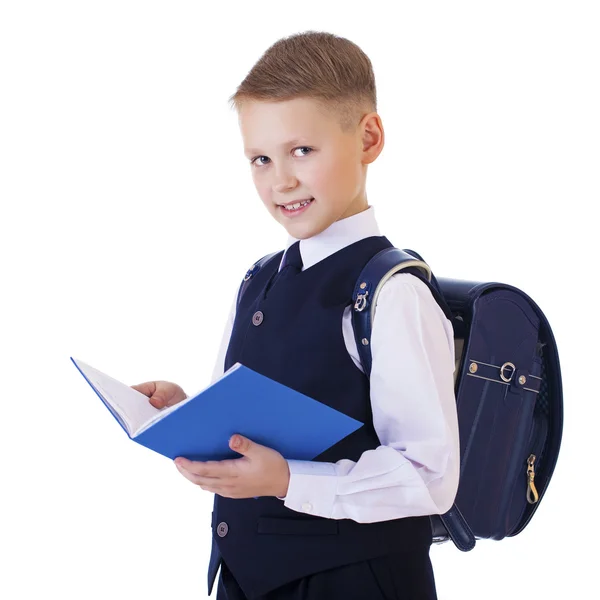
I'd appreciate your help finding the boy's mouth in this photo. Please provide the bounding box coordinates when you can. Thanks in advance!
[278,198,314,217]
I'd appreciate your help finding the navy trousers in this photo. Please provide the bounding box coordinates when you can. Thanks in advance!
[216,548,438,600]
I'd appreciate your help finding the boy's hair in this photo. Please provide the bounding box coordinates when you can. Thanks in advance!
[228,30,377,135]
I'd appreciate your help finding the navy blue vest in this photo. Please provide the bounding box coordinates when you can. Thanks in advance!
[208,235,432,598]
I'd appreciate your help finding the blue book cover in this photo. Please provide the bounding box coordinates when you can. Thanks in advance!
[70,357,363,461]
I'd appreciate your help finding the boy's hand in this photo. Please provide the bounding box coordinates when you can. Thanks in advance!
[130,380,187,409]
[174,434,290,499]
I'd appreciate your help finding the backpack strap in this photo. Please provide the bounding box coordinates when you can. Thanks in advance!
[351,247,476,552]
[351,248,454,374]
[236,251,280,309]
[351,248,434,375]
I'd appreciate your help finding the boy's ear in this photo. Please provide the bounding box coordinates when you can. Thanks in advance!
[360,112,384,164]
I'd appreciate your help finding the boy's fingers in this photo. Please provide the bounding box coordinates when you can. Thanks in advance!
[175,461,220,479]
[176,465,222,487]
[176,458,238,478]
[131,382,155,396]
[148,395,168,409]
[130,382,168,408]
[204,459,240,474]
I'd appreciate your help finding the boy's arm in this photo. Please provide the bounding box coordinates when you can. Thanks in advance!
[280,273,460,523]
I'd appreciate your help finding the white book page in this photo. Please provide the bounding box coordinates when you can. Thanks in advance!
[73,358,164,436]
[133,362,244,436]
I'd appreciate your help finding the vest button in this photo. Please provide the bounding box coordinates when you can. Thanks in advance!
[252,311,264,326]
[216,522,229,537]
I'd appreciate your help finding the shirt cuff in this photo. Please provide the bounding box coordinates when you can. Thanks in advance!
[279,460,338,518]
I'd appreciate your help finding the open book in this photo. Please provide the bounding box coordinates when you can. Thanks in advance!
[71,357,363,461]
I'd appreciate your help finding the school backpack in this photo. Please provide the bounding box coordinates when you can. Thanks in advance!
[238,246,563,551]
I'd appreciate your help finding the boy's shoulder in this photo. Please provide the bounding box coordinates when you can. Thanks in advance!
[374,271,431,304]
[376,272,452,322]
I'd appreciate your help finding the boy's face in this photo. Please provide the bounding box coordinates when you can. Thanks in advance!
[239,97,382,240]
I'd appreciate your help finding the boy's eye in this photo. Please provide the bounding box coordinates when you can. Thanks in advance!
[252,156,270,167]
[250,146,313,167]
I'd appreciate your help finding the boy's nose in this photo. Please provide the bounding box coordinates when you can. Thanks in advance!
[273,174,299,193]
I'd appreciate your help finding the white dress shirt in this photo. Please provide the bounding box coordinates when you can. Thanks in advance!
[210,206,460,524]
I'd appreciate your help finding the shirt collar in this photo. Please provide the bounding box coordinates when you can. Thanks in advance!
[281,205,381,271]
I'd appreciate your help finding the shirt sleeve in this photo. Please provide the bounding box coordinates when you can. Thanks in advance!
[281,272,460,523]
[210,292,237,384]
[182,292,237,401]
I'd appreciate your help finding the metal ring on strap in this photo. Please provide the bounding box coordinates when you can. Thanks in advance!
[499,362,516,382]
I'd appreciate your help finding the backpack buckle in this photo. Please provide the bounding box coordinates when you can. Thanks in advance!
[354,291,369,312]
[243,264,257,281]
[354,281,372,312]
[500,362,516,382]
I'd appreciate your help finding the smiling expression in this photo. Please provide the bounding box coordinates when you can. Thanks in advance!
[239,97,384,239]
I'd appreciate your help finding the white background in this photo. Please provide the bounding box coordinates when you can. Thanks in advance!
[1,1,598,598]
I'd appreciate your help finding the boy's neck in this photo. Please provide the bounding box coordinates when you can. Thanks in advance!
[284,205,380,271]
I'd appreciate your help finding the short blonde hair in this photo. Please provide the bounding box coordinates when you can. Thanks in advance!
[228,30,377,134]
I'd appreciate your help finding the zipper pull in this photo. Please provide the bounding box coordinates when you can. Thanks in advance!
[526,454,539,504]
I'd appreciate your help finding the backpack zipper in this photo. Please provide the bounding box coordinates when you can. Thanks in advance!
[511,409,548,535]
[526,454,539,504]
[526,410,548,504]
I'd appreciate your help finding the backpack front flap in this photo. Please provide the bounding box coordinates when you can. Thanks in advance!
[436,277,563,540]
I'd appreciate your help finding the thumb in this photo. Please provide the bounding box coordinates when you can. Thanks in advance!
[131,383,167,409]
[229,434,257,456]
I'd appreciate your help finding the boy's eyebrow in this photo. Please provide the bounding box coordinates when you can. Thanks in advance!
[244,138,309,156]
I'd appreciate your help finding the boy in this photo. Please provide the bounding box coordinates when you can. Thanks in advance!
[133,30,459,600]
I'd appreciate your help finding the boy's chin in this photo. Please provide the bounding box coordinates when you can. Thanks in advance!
[278,217,332,240]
